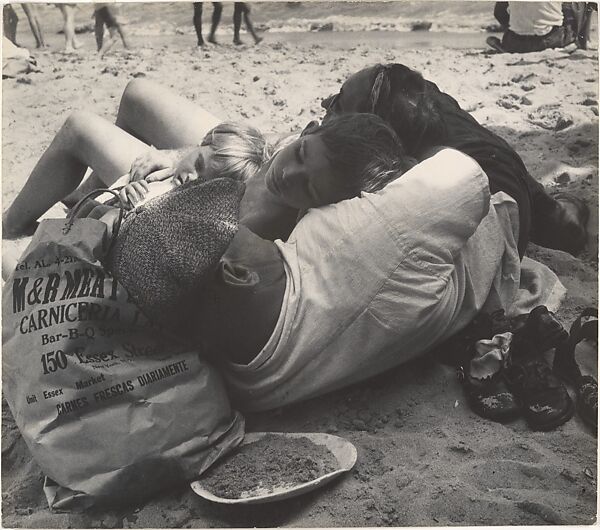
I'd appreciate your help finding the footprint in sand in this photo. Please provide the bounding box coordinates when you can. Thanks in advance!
[470,459,562,490]
[527,104,574,130]
[511,73,536,83]
[521,83,536,92]
[497,94,521,110]
[482,441,545,464]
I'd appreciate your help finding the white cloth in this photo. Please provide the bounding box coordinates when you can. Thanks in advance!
[470,332,514,379]
[510,256,566,316]
[508,1,564,36]
[224,149,523,411]
[3,37,33,79]
[3,36,30,61]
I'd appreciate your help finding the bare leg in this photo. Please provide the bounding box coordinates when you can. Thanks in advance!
[99,30,117,56]
[66,79,221,204]
[3,4,18,45]
[111,21,131,49]
[22,4,46,48]
[233,3,243,44]
[208,2,222,43]
[193,2,204,45]
[578,3,596,49]
[115,78,221,148]
[3,111,149,238]
[94,11,105,51]
[105,6,130,49]
[57,4,80,51]
[243,11,262,44]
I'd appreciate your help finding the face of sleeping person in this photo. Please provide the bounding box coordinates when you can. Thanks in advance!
[264,132,342,211]
[174,143,216,184]
[321,66,377,122]
[197,143,218,178]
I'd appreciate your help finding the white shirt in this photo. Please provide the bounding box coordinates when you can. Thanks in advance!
[223,149,522,411]
[508,2,564,36]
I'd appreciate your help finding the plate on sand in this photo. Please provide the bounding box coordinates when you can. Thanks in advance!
[190,432,357,505]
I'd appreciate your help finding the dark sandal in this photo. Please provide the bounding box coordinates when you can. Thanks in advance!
[458,366,520,423]
[578,376,598,429]
[554,308,598,431]
[505,358,574,431]
[511,306,569,356]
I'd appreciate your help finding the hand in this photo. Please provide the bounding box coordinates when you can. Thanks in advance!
[173,147,203,186]
[129,147,178,182]
[119,180,149,209]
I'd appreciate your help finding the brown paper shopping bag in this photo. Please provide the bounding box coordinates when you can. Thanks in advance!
[2,189,244,511]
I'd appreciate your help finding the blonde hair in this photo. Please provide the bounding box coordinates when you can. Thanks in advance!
[201,122,272,182]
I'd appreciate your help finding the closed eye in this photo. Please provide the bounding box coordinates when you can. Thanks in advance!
[194,154,205,175]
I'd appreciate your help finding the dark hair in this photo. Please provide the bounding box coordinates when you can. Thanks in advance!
[367,63,447,158]
[310,113,416,196]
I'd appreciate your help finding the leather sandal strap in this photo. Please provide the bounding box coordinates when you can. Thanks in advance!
[571,307,598,343]
[554,308,598,383]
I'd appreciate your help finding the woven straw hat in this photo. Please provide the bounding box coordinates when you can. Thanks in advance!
[107,177,245,334]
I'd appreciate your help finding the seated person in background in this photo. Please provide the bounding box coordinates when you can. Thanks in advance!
[493,1,573,53]
[494,1,510,31]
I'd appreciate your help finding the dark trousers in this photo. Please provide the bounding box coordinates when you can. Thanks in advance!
[501,25,570,53]
[421,79,575,258]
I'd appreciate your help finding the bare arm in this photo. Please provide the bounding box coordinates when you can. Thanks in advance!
[128,146,201,182]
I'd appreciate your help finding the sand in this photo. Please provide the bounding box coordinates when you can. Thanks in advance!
[2,27,599,528]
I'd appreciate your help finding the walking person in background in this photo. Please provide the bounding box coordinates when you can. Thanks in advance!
[56,3,81,52]
[94,3,131,55]
[193,2,223,46]
[233,2,262,45]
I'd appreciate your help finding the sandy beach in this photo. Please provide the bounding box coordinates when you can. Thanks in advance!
[2,3,599,527]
